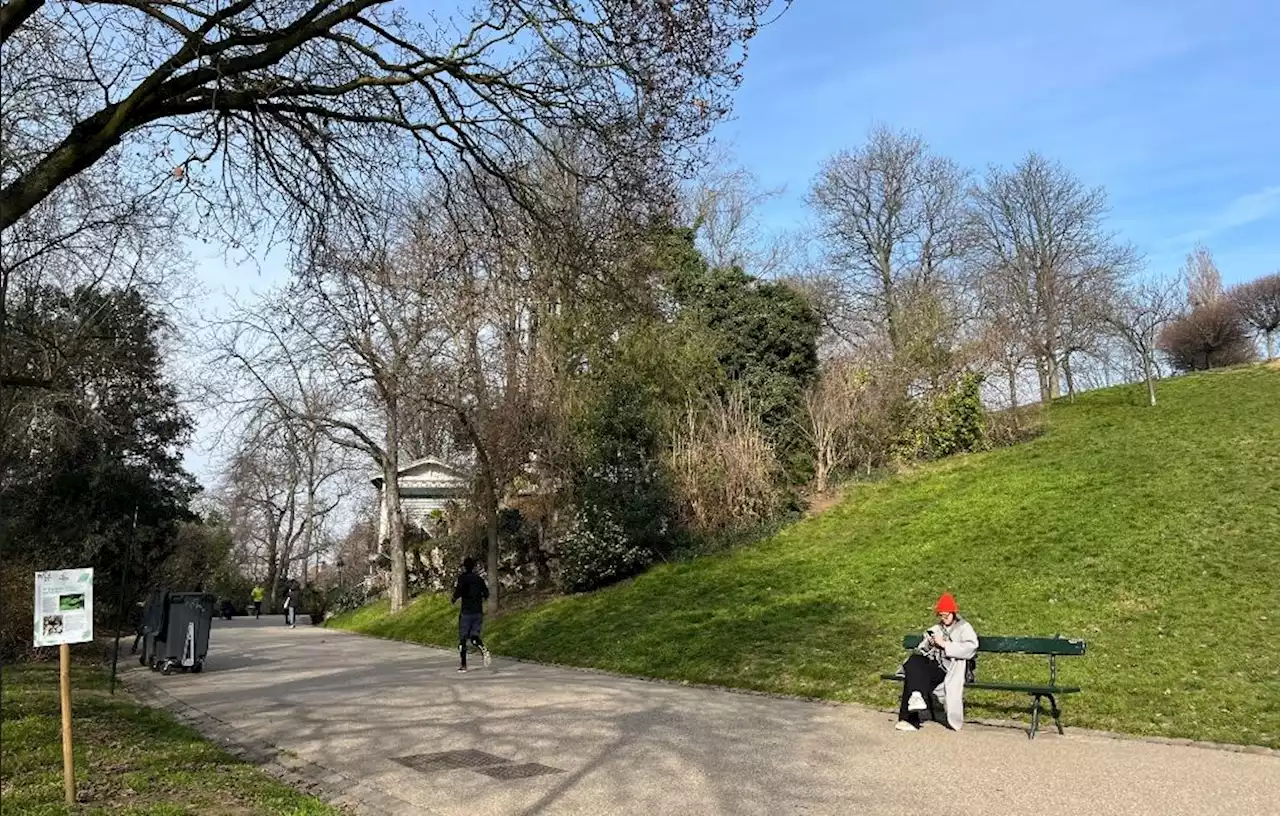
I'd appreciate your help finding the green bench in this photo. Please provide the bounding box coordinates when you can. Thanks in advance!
[880,634,1087,738]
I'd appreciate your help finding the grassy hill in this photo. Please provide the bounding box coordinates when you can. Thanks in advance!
[330,365,1280,747]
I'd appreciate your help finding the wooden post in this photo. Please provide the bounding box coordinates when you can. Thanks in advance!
[59,643,75,805]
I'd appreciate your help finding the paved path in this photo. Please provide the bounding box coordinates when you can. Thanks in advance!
[124,618,1278,816]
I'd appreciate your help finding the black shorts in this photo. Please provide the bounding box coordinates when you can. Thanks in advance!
[459,613,483,641]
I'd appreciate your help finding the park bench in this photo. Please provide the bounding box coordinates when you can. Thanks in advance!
[880,634,1087,739]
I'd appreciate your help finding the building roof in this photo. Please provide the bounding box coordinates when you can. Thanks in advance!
[370,456,469,490]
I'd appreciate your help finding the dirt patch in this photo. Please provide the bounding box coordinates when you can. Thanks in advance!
[805,489,847,516]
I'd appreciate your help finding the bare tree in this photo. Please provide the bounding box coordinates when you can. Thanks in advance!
[1098,275,1182,406]
[808,126,969,362]
[975,308,1032,410]
[1182,244,1225,309]
[683,155,787,275]
[799,363,862,494]
[968,152,1136,403]
[208,207,457,613]
[2,0,785,246]
[221,408,347,607]
[1231,273,1280,360]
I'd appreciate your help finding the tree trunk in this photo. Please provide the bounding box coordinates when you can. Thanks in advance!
[384,462,408,612]
[486,496,500,614]
[265,522,281,614]
[1062,352,1076,402]
[1035,356,1052,404]
[382,409,408,612]
[1005,363,1019,411]
[1267,330,1276,361]
[1142,351,1157,407]
[1046,349,1061,400]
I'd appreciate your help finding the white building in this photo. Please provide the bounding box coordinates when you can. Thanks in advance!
[371,456,470,541]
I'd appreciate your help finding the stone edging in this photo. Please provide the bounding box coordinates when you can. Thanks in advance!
[327,627,1279,759]
[119,670,433,816]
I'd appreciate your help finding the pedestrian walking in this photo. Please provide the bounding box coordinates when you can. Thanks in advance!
[284,581,302,628]
[251,584,265,619]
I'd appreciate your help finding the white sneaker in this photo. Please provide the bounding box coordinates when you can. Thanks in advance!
[481,647,491,668]
[895,720,919,732]
[907,691,927,712]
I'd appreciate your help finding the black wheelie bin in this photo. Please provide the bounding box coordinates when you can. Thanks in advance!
[139,587,169,669]
[154,592,216,674]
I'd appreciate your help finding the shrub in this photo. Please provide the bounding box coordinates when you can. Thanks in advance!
[0,562,37,663]
[891,371,988,461]
[926,371,987,457]
[303,585,327,624]
[984,405,1046,448]
[326,582,380,616]
[1159,302,1257,372]
[668,392,783,536]
[573,357,679,560]
[555,511,653,593]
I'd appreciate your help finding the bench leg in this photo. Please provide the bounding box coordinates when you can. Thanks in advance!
[1047,694,1064,736]
[1028,695,1042,740]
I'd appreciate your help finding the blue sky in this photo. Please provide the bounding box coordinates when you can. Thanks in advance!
[717,0,1280,284]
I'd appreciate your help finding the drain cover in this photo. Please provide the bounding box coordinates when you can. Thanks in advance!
[475,763,563,780]
[394,750,511,772]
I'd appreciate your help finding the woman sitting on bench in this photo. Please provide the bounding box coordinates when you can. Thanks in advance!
[896,593,979,732]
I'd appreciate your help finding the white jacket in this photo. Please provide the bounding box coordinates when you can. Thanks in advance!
[916,617,979,729]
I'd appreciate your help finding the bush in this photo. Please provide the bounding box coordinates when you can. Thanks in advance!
[984,405,1046,448]
[926,371,987,457]
[0,562,36,663]
[303,585,327,624]
[326,583,380,616]
[555,511,653,593]
[668,392,783,536]
[891,371,988,461]
[1159,302,1258,372]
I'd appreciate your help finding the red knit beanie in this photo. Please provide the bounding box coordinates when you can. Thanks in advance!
[935,593,959,614]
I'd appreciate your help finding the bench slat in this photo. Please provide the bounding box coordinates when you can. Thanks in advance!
[900,634,1086,655]
[878,673,1080,694]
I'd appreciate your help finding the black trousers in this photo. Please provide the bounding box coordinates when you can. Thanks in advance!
[458,614,485,668]
[898,653,946,725]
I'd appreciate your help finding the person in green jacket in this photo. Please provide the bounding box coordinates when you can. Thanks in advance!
[251,585,265,619]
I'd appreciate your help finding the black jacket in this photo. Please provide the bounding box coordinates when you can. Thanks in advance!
[452,571,489,615]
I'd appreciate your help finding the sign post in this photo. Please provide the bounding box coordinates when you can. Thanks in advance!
[60,643,75,804]
[34,567,94,806]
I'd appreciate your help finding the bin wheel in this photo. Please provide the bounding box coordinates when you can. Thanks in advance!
[191,660,204,674]
[139,654,147,667]
[160,661,175,676]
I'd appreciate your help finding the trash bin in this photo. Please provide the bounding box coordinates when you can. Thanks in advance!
[138,587,169,669]
[154,592,215,675]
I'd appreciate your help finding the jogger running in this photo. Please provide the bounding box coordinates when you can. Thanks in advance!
[451,557,490,672]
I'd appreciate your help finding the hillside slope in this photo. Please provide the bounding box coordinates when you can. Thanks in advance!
[331,366,1280,747]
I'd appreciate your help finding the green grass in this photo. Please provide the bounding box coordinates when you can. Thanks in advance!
[330,365,1280,748]
[0,662,340,815]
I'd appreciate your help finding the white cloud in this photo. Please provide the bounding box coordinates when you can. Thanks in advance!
[1178,186,1280,243]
